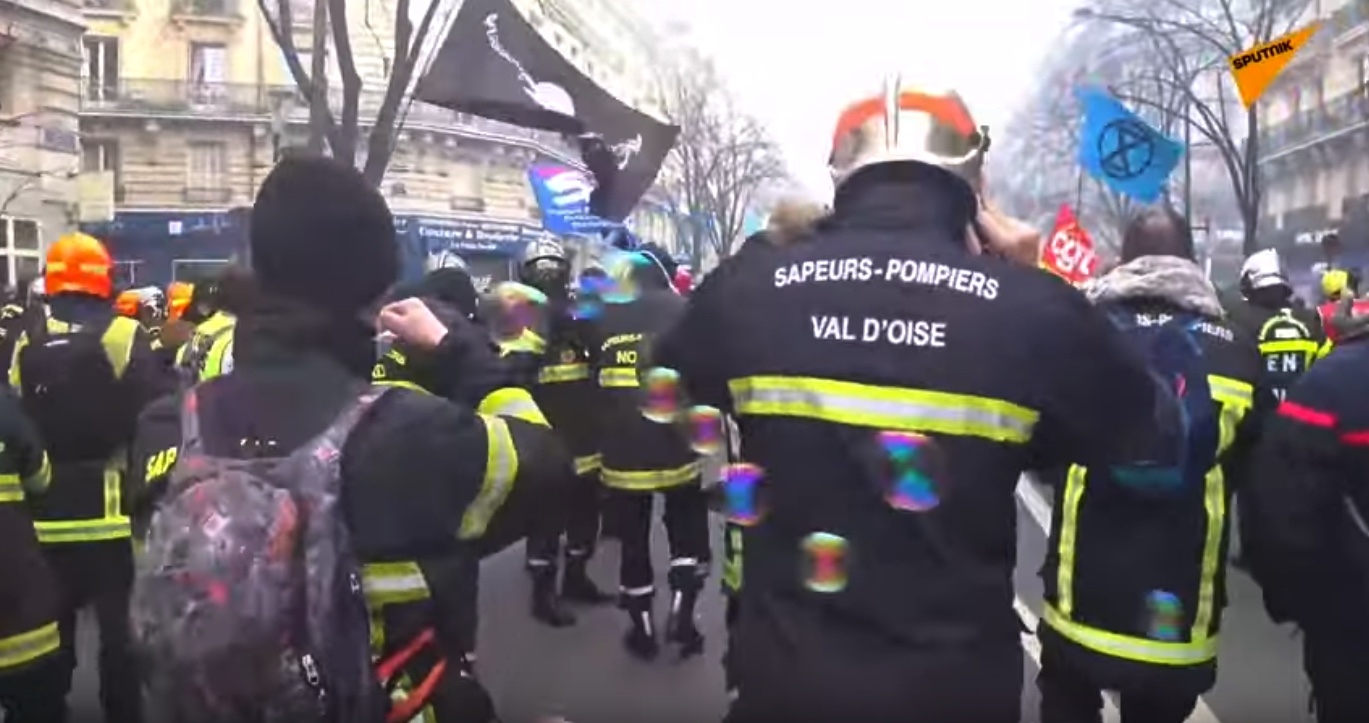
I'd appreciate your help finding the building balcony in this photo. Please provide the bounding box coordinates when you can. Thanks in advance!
[1258,91,1369,160]
[183,186,233,204]
[1328,0,1369,40]
[84,0,136,14]
[80,79,582,160]
[170,0,241,20]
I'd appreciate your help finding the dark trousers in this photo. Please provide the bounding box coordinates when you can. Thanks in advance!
[610,484,711,592]
[1304,629,1369,723]
[0,653,68,723]
[1037,639,1197,723]
[45,539,143,723]
[526,471,602,564]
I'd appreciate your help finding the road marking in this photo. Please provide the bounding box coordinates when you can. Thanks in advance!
[1015,476,1223,723]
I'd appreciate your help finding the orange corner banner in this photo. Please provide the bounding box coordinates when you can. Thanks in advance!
[1228,23,1320,109]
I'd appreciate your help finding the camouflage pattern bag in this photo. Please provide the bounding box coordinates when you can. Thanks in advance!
[132,384,393,723]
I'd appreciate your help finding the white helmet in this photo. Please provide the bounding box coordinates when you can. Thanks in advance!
[828,75,989,191]
[1239,249,1288,291]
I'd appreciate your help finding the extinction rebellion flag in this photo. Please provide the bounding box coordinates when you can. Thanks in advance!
[415,0,679,221]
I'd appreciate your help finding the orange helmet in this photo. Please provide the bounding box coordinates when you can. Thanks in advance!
[114,290,141,318]
[829,76,988,192]
[46,232,113,298]
[167,281,194,321]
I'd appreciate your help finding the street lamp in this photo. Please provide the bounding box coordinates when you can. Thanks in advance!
[1073,8,1196,228]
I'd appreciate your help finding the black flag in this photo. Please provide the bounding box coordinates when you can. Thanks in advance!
[415,0,679,221]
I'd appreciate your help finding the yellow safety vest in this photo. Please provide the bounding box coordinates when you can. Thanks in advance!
[1046,374,1253,667]
[8,315,138,544]
[176,311,235,382]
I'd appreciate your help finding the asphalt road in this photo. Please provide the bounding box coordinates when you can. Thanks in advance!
[61,476,1314,723]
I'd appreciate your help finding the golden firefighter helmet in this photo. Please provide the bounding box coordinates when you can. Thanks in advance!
[828,76,989,192]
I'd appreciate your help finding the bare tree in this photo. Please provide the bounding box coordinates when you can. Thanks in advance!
[257,0,445,185]
[1078,0,1313,254]
[657,55,786,268]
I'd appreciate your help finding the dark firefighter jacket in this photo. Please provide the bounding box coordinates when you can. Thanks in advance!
[1224,295,1322,403]
[1243,334,1369,640]
[9,292,174,545]
[0,384,57,674]
[0,302,27,381]
[130,311,570,721]
[586,267,698,492]
[1039,256,1267,697]
[652,169,1173,723]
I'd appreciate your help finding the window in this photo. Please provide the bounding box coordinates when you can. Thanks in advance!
[84,36,120,101]
[189,43,227,104]
[186,141,227,202]
[82,138,122,188]
[0,218,43,289]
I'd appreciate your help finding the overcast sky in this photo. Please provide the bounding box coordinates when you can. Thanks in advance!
[642,0,1085,200]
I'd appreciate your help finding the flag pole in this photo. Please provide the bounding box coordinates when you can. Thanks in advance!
[1075,165,1085,211]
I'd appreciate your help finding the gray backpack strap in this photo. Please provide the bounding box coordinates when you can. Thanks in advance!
[178,386,205,458]
[296,386,393,473]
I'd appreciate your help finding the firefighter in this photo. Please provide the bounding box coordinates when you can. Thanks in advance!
[8,232,173,723]
[130,155,576,723]
[114,290,141,321]
[583,240,711,661]
[1243,297,1369,723]
[1315,268,1369,357]
[174,266,255,383]
[0,385,59,723]
[514,237,612,628]
[1227,250,1322,403]
[165,281,193,322]
[654,79,1177,723]
[1034,209,1267,723]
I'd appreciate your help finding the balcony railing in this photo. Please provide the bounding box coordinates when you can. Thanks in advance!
[171,0,239,18]
[1260,91,1369,157]
[84,0,135,11]
[1328,0,1369,38]
[183,187,233,204]
[80,78,581,158]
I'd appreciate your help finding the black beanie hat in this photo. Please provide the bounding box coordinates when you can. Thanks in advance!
[250,155,398,314]
[637,242,678,285]
[414,266,479,318]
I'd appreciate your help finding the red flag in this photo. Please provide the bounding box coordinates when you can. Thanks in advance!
[1040,204,1098,285]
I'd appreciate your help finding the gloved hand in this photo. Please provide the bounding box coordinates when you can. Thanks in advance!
[1326,295,1369,341]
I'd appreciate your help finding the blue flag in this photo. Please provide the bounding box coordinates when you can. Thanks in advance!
[527,163,620,235]
[1076,87,1184,204]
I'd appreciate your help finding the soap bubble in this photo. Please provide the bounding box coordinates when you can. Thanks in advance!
[486,282,547,343]
[640,367,683,423]
[877,431,943,512]
[801,532,850,593]
[719,463,767,526]
[687,405,724,455]
[1145,590,1184,641]
[572,273,610,320]
[600,251,649,304]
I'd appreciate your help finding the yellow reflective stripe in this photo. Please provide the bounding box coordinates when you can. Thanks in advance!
[1207,375,1253,409]
[499,329,546,356]
[375,379,430,394]
[35,463,129,543]
[24,452,51,494]
[200,333,233,381]
[7,332,24,389]
[1258,310,1311,340]
[459,415,519,540]
[476,387,549,427]
[1055,465,1087,618]
[722,526,743,592]
[1318,338,1334,359]
[728,375,1038,443]
[1259,339,1319,355]
[598,367,639,388]
[1042,603,1217,666]
[101,316,139,379]
[601,460,700,490]
[538,363,590,384]
[361,561,431,606]
[0,622,60,670]
[1192,399,1247,641]
[0,474,22,503]
[573,453,602,475]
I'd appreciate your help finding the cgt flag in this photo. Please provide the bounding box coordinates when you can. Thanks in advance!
[415,0,679,221]
[1076,87,1183,204]
[1040,204,1098,286]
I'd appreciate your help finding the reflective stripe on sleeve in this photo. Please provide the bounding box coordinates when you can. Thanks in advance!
[361,561,431,607]
[727,375,1038,443]
[573,453,602,476]
[34,463,130,543]
[459,415,519,540]
[0,474,22,503]
[1207,374,1253,409]
[22,453,51,495]
[538,363,590,384]
[601,461,700,491]
[476,388,549,427]
[0,622,60,670]
[375,379,431,394]
[598,367,639,388]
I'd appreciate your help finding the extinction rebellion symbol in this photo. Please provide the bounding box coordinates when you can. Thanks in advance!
[1098,119,1155,180]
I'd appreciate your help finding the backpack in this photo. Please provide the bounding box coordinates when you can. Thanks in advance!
[17,312,137,461]
[1105,310,1221,493]
[132,384,393,723]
